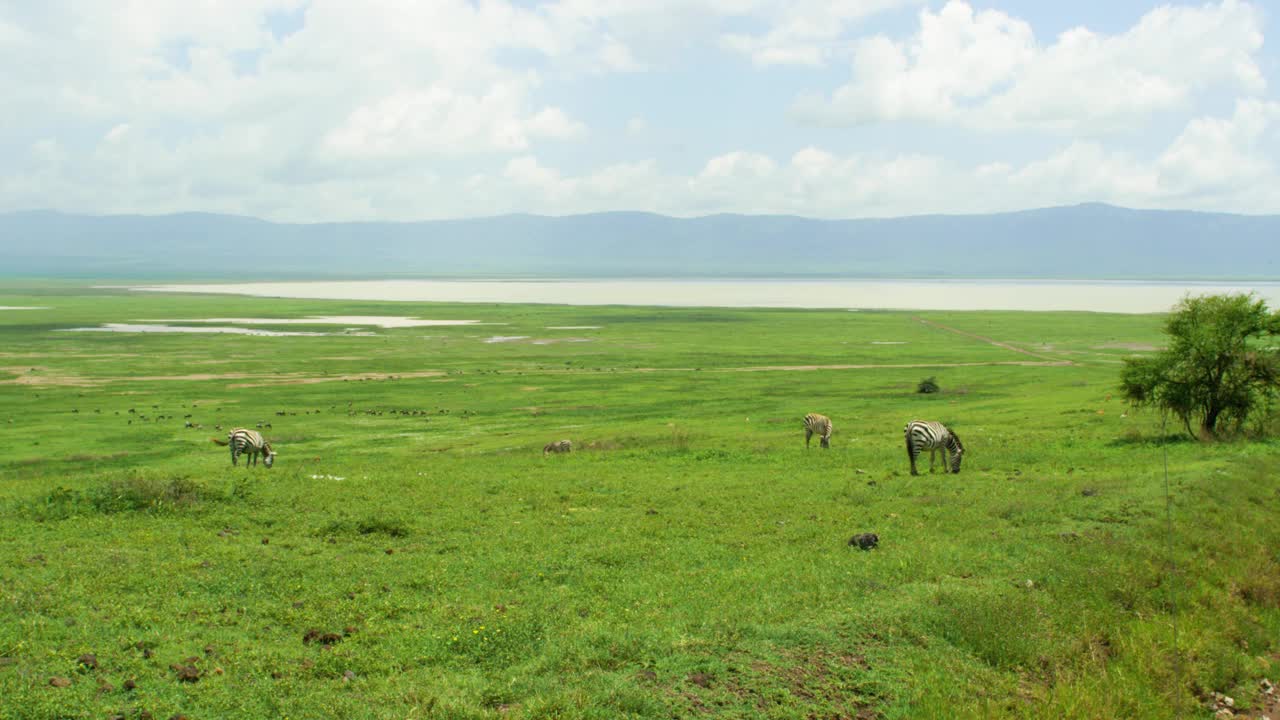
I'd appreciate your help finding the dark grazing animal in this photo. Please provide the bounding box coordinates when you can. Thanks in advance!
[212,428,276,468]
[904,420,964,474]
[849,533,879,550]
[543,439,572,455]
[803,413,833,449]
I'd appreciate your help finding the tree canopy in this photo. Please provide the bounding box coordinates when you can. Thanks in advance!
[1120,293,1280,440]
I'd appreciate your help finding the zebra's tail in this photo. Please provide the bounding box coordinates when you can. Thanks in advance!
[903,422,913,459]
[211,437,230,446]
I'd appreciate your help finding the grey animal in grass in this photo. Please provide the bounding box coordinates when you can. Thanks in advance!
[803,413,833,449]
[849,533,879,550]
[543,439,572,455]
[211,428,276,468]
[904,420,964,475]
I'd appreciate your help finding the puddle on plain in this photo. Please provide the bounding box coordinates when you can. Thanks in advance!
[151,316,491,328]
[532,338,593,345]
[545,326,602,330]
[0,306,48,310]
[484,336,530,343]
[59,323,376,337]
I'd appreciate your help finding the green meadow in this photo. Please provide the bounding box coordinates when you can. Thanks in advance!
[1,283,1277,719]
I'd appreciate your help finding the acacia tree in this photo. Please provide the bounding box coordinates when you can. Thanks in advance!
[1120,293,1280,440]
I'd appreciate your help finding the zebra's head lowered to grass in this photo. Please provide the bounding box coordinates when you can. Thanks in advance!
[947,431,964,473]
[262,443,276,468]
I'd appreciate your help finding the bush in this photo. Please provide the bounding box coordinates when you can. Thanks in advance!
[28,474,225,520]
[917,377,941,394]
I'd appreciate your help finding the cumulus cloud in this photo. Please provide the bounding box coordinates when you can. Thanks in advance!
[793,0,1267,132]
[0,0,1278,220]
[446,100,1280,218]
[720,0,924,67]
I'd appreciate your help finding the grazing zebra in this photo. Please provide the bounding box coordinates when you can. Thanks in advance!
[803,413,833,449]
[543,439,572,455]
[904,420,964,475]
[211,428,276,468]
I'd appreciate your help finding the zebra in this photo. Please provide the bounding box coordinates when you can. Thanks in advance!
[803,413,833,449]
[904,420,964,475]
[211,428,276,468]
[543,439,572,455]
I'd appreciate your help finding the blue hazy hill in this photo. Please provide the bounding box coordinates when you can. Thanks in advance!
[1,203,1275,278]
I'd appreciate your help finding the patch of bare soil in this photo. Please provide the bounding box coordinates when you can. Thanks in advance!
[0,366,99,387]
[1207,678,1277,719]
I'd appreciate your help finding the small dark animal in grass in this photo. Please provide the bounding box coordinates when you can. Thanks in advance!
[211,428,276,468]
[543,439,572,455]
[803,412,833,449]
[849,533,879,550]
[302,629,343,646]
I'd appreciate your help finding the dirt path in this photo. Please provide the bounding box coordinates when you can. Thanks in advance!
[912,317,1071,364]
[713,360,1071,372]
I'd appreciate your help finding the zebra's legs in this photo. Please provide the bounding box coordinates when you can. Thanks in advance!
[805,429,813,448]
[231,446,238,466]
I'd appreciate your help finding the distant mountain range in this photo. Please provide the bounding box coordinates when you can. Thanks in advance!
[1,203,1277,279]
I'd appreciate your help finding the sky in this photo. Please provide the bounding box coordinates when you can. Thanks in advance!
[1,0,1278,221]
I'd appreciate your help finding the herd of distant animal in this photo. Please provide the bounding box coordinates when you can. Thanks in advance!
[215,413,964,476]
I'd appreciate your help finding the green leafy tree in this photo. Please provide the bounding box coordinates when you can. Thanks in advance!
[1120,293,1280,439]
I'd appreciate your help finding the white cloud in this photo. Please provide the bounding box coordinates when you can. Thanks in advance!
[319,84,583,163]
[794,0,1267,132]
[720,0,924,67]
[1,0,1278,221]
[441,100,1280,218]
[1156,98,1280,204]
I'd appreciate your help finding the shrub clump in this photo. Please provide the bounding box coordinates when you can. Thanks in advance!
[917,377,941,394]
[29,473,225,520]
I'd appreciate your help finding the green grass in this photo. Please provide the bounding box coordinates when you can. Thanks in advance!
[1,283,1278,719]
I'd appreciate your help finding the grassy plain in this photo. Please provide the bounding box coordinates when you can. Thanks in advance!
[0,283,1278,719]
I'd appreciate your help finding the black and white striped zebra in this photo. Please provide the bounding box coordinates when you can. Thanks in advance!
[803,413,833,449]
[212,428,276,468]
[904,420,963,475]
[543,439,572,454]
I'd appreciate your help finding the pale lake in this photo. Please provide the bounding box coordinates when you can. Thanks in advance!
[124,279,1280,314]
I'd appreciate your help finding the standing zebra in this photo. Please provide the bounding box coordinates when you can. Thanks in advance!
[543,439,572,454]
[212,428,276,468]
[803,413,833,449]
[904,420,964,475]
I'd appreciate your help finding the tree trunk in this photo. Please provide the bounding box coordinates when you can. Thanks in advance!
[1201,404,1223,438]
